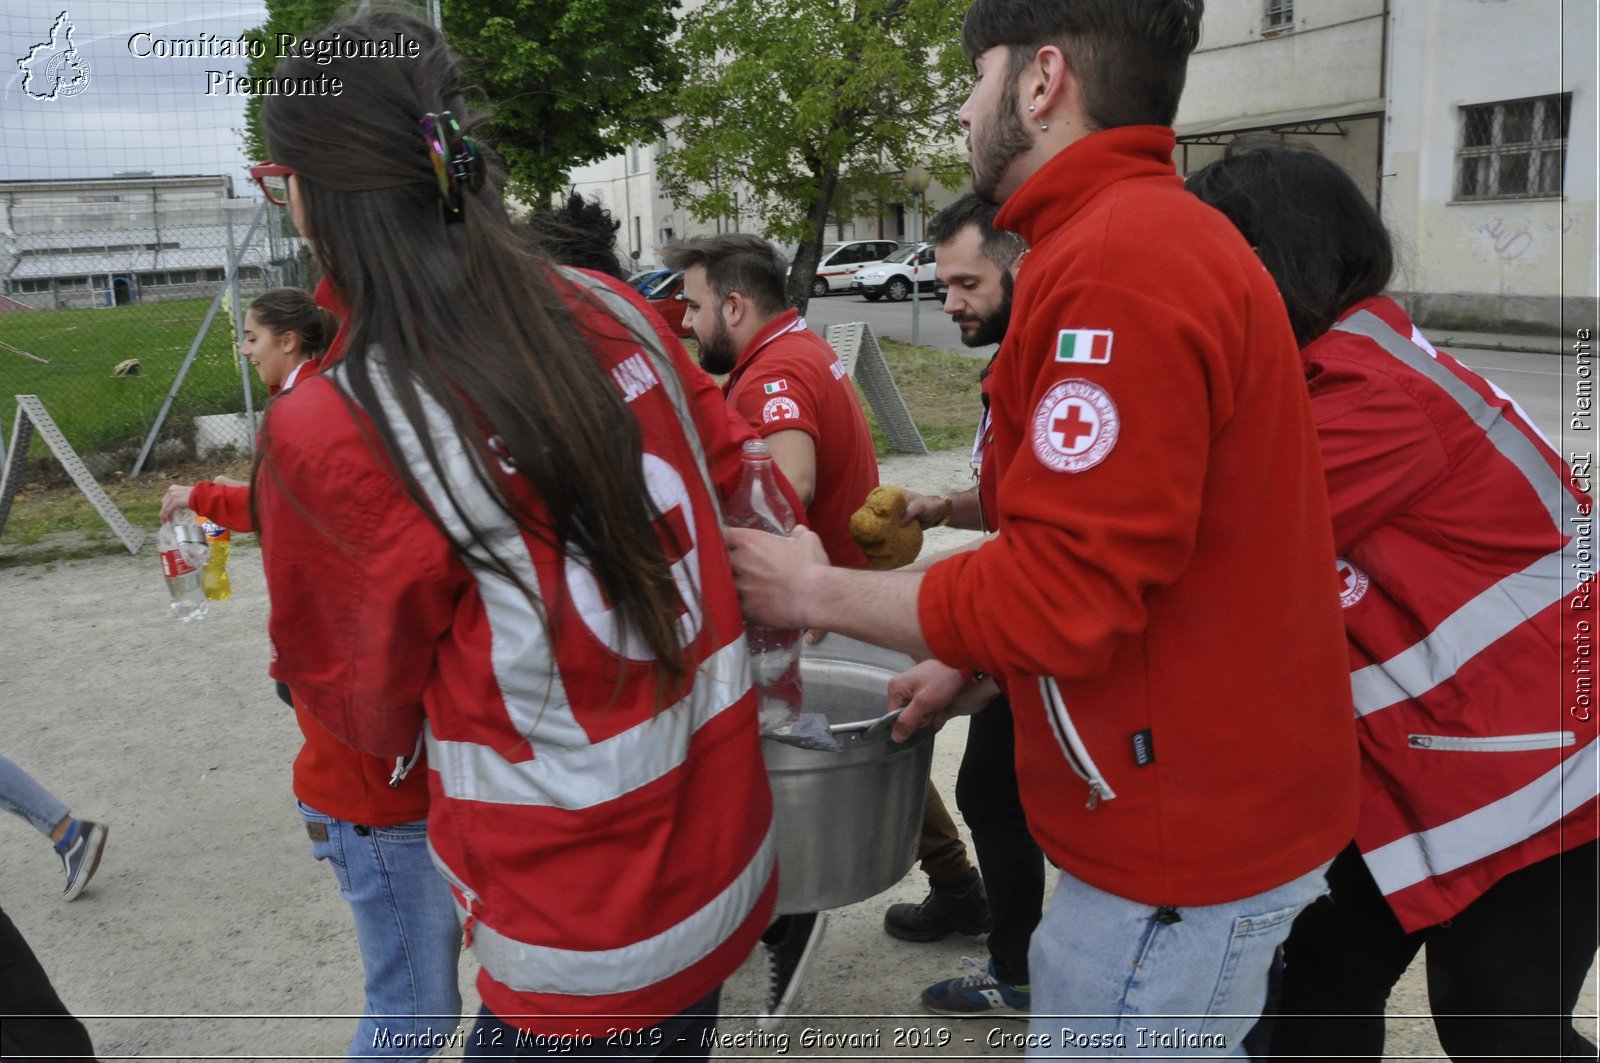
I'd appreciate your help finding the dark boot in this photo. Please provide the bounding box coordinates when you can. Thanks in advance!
[883,869,992,942]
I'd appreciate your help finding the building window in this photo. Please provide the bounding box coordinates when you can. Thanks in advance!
[1264,0,1293,30]
[629,144,642,173]
[1456,94,1570,201]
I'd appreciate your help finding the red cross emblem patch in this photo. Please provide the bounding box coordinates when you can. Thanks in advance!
[1031,379,1119,473]
[1336,557,1370,608]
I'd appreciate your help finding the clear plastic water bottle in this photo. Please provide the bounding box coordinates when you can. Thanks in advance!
[158,512,210,622]
[724,439,803,730]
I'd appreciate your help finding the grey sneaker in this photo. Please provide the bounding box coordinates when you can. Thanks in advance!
[60,820,107,901]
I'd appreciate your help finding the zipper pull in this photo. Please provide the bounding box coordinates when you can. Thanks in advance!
[462,909,478,949]
[1408,735,1432,748]
[1086,783,1105,811]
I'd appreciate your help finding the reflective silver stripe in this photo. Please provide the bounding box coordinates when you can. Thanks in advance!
[1335,311,1568,527]
[427,637,748,809]
[1350,545,1571,716]
[468,823,776,996]
[350,355,587,749]
[1332,312,1579,716]
[1365,736,1598,897]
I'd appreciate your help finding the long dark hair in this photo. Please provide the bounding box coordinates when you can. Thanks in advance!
[1185,136,1394,346]
[248,287,337,355]
[259,12,693,689]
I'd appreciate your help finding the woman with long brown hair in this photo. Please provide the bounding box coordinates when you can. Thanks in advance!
[253,11,776,1058]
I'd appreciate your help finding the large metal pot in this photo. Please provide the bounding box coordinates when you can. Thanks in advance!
[763,635,933,915]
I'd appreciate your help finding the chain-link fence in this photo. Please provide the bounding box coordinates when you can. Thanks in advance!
[0,181,308,478]
[1,1,319,483]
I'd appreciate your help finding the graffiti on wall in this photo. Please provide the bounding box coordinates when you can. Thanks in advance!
[1478,212,1576,263]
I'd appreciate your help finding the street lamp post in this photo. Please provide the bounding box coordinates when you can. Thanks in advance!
[900,165,932,346]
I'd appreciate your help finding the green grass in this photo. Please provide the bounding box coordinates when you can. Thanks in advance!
[0,337,981,566]
[870,339,983,453]
[0,297,266,460]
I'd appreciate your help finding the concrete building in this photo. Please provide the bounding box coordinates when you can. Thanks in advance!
[1177,0,1594,333]
[1383,0,1594,331]
[0,174,276,310]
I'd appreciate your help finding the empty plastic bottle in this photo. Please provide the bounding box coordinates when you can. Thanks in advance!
[158,512,210,622]
[724,439,803,730]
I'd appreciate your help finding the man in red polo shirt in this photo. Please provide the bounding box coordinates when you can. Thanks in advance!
[665,233,876,567]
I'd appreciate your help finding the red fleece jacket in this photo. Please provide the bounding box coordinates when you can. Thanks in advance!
[919,126,1360,906]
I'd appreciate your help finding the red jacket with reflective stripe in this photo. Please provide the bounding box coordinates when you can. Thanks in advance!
[257,272,775,1029]
[917,126,1360,906]
[1309,297,1597,931]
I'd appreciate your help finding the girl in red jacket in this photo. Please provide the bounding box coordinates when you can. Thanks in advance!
[158,288,335,527]
[1189,137,1597,1062]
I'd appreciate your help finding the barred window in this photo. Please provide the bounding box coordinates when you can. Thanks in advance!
[1456,94,1570,200]
[1265,0,1293,29]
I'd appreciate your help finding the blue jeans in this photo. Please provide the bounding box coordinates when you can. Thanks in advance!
[1028,862,1330,1058]
[0,755,71,838]
[464,990,721,1059]
[298,802,463,1061]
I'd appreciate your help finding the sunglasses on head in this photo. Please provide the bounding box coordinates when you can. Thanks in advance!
[250,161,297,207]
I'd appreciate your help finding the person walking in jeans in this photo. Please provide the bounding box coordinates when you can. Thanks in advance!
[726,1,1360,1053]
[1,754,106,902]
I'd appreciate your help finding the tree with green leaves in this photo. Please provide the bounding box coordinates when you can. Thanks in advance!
[242,0,684,206]
[663,0,969,311]
[240,0,349,165]
[443,0,684,204]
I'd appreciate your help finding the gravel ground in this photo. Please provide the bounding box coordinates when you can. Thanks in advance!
[0,446,1593,1060]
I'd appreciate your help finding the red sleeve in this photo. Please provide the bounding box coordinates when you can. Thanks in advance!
[728,355,822,445]
[918,279,1220,680]
[256,380,465,757]
[1301,338,1449,552]
[189,480,254,533]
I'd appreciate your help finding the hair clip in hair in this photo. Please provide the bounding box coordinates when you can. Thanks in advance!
[420,111,485,223]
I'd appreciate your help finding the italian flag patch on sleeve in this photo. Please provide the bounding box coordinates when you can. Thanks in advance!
[1055,329,1113,364]
[764,379,789,394]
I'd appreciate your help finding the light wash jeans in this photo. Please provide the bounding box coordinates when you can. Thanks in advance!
[0,755,70,838]
[298,802,463,1061]
[1027,862,1330,1058]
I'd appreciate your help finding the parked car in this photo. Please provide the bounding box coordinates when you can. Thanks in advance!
[798,239,902,298]
[851,243,938,302]
[629,267,673,294]
[641,270,691,337]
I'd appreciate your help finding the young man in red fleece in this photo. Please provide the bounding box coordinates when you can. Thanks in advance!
[727,0,1360,1053]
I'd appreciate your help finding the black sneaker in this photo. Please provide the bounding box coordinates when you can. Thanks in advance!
[60,820,107,902]
[884,871,992,942]
[758,912,827,1030]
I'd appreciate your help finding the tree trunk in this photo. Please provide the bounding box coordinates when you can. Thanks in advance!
[785,162,841,315]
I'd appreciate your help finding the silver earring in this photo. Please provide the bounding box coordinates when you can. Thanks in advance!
[1040,121,1049,131]
[1028,104,1035,113]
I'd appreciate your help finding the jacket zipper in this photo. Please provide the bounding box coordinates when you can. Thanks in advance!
[1039,678,1118,809]
[1407,731,1575,752]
